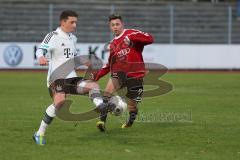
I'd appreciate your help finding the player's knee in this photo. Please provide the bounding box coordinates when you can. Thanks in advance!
[128,106,138,113]
[127,100,137,111]
[78,81,100,94]
[53,94,66,109]
[77,81,90,93]
[54,100,65,109]
[88,82,99,90]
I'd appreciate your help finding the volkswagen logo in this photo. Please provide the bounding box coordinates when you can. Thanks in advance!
[3,44,23,67]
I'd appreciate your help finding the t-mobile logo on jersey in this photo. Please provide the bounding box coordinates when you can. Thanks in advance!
[64,48,73,58]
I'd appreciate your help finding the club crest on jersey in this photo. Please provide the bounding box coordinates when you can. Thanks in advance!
[56,85,63,91]
[61,43,65,46]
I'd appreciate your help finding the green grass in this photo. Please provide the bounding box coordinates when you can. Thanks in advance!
[0,71,240,160]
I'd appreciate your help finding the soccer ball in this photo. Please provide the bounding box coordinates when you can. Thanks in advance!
[110,96,127,116]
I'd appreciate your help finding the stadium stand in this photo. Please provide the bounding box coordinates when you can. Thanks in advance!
[0,0,239,43]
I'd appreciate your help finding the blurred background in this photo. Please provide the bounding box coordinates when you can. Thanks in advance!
[1,2,240,159]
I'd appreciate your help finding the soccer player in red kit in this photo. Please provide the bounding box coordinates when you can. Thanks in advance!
[93,14,154,131]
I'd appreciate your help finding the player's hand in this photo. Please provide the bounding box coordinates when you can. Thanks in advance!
[89,73,96,81]
[38,56,48,66]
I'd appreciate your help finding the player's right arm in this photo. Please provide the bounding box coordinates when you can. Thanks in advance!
[36,32,56,66]
[91,44,113,81]
[93,63,110,81]
[36,49,48,65]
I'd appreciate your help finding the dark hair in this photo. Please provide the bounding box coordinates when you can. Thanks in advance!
[108,13,123,22]
[60,10,78,21]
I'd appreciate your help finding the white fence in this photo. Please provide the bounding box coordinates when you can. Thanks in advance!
[0,43,240,69]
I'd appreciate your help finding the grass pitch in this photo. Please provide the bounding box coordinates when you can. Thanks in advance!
[0,71,239,160]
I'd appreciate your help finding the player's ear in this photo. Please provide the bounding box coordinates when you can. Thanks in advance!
[109,22,113,29]
[60,20,64,26]
[109,20,113,26]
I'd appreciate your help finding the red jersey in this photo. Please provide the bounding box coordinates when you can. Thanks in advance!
[94,29,154,81]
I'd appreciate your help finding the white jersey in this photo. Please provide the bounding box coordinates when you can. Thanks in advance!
[37,27,78,87]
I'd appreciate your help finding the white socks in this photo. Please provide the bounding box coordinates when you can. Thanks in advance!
[46,104,56,117]
[36,104,56,136]
[36,120,48,136]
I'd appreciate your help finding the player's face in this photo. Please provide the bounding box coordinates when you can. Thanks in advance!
[61,16,77,33]
[109,19,124,36]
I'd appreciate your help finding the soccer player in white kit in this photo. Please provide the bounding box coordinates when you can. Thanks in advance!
[33,10,107,145]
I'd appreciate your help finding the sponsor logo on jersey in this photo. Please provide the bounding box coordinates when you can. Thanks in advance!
[117,48,130,58]
[64,48,74,58]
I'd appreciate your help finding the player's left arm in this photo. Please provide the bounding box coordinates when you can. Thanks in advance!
[126,31,154,46]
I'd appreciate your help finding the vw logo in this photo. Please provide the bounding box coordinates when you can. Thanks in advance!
[3,44,23,67]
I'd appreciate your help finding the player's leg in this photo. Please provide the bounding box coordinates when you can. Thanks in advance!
[75,79,110,131]
[121,99,138,128]
[76,80,105,109]
[121,78,143,128]
[33,80,66,145]
[59,77,106,111]
[96,77,121,131]
[102,77,121,117]
[36,92,65,134]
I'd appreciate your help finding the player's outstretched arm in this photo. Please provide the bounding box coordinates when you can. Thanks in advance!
[127,31,154,45]
[91,52,112,81]
[92,64,110,81]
